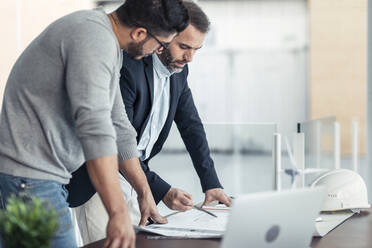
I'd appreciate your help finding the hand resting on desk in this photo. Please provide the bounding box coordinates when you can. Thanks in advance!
[203,188,232,207]
[163,188,194,211]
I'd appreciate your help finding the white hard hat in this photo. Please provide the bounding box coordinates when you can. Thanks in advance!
[311,169,370,212]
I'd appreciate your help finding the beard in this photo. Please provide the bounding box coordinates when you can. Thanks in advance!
[158,49,187,73]
[126,39,149,60]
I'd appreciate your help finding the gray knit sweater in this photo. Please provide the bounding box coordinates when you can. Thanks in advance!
[0,9,139,184]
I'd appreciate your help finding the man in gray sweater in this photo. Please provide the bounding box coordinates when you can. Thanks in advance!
[0,1,188,248]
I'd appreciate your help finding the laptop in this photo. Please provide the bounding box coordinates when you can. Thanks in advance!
[221,187,326,248]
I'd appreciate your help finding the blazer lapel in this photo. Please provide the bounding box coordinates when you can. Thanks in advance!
[138,56,154,139]
[144,56,154,105]
[167,75,177,122]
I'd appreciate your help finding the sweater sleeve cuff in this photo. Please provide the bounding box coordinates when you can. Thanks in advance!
[117,141,139,163]
[81,136,117,161]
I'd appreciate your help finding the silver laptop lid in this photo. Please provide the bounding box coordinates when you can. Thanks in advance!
[222,187,326,248]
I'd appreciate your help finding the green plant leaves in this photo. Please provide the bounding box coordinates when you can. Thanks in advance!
[0,195,59,248]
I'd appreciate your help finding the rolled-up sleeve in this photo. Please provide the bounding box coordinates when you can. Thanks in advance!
[63,22,121,161]
[112,84,139,162]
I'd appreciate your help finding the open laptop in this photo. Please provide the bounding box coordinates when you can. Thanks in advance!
[221,187,326,248]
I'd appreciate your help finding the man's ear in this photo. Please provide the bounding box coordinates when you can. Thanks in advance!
[130,27,148,42]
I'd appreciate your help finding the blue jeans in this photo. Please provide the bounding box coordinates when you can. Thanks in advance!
[0,173,77,248]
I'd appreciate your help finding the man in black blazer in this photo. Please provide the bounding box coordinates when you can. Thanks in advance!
[68,2,231,243]
[120,1,231,211]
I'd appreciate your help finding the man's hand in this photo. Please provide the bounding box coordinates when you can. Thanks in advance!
[202,188,232,207]
[104,211,135,248]
[163,187,194,211]
[138,191,168,226]
[117,158,167,226]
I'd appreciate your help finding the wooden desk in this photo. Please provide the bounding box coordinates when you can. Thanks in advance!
[85,210,372,248]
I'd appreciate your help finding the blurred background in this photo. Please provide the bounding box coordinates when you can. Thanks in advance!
[1,0,370,209]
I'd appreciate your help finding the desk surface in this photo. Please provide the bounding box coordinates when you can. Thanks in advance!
[85,210,371,248]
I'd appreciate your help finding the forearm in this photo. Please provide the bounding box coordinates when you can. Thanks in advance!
[119,157,152,197]
[86,154,127,217]
[175,84,222,191]
[119,157,168,226]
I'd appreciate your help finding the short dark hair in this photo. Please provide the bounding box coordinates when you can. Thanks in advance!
[116,0,189,36]
[183,0,210,33]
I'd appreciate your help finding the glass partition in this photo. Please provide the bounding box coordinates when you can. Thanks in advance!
[149,122,278,205]
[298,116,337,186]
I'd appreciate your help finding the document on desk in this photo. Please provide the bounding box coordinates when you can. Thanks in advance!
[313,211,355,237]
[136,205,230,238]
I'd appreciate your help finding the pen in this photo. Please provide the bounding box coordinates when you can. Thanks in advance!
[218,196,234,205]
[146,217,159,226]
[193,205,218,218]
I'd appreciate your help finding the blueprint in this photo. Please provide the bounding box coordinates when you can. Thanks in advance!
[136,205,230,238]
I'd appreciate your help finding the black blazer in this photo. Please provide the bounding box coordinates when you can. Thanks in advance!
[66,53,222,207]
[121,53,222,203]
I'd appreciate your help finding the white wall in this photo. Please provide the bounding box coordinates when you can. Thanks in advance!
[188,0,308,137]
[0,0,93,109]
[161,0,308,151]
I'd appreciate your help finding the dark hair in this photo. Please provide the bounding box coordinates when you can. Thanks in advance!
[116,0,189,36]
[183,0,210,33]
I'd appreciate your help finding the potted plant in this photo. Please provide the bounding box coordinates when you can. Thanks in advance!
[0,195,59,248]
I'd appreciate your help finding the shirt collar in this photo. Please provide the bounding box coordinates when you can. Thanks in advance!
[152,54,173,78]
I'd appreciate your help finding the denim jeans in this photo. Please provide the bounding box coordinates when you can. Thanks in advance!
[0,173,77,248]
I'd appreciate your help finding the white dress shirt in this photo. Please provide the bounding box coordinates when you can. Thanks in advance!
[137,54,174,161]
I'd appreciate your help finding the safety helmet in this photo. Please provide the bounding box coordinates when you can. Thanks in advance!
[311,169,370,212]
